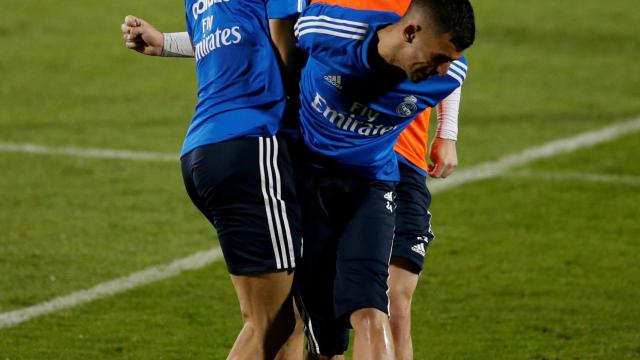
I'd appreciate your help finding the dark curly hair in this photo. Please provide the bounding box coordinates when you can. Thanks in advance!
[407,0,476,51]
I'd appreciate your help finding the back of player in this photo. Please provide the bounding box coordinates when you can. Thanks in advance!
[179,1,304,358]
[182,0,286,155]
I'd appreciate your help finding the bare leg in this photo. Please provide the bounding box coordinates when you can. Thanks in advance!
[228,270,296,360]
[350,308,395,360]
[275,298,305,360]
[388,258,420,360]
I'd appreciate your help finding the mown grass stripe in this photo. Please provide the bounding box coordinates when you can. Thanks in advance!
[0,142,176,162]
[429,116,640,193]
[0,249,222,329]
[1,116,639,330]
[505,171,640,186]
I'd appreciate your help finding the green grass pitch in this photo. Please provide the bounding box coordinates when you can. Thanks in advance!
[1,0,639,358]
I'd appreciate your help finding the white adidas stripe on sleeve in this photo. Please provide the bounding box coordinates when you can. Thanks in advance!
[296,14,369,28]
[452,60,468,71]
[447,70,464,85]
[295,21,368,34]
[449,62,467,79]
[295,28,365,40]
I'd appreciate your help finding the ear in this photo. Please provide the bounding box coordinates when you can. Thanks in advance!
[403,24,418,43]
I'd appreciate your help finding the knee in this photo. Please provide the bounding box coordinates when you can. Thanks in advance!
[239,297,294,330]
[239,309,268,337]
[238,319,260,341]
[350,308,389,331]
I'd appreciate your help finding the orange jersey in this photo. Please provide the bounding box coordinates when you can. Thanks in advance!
[311,0,409,13]
[393,110,431,171]
[311,0,432,171]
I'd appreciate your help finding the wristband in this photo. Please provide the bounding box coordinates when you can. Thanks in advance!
[161,32,195,57]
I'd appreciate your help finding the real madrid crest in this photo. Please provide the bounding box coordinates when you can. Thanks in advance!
[396,95,418,117]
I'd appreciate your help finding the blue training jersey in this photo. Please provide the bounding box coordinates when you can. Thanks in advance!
[181,0,300,157]
[295,3,467,181]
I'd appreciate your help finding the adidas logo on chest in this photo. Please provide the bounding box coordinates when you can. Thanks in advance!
[324,75,342,90]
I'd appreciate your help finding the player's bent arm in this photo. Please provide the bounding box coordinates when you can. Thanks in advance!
[124,21,298,64]
[428,87,462,178]
[121,15,194,57]
[152,21,300,63]
[269,19,304,96]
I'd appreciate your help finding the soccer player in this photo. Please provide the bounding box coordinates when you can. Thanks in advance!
[308,1,463,358]
[309,2,464,359]
[291,0,474,358]
[121,1,306,358]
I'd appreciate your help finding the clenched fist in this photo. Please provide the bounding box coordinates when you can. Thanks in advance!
[121,15,164,56]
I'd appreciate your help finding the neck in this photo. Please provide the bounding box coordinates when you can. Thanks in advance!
[374,24,404,75]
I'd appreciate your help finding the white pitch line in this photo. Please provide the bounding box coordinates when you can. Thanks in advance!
[0,248,222,330]
[429,116,640,194]
[0,142,177,162]
[504,171,640,186]
[1,116,640,330]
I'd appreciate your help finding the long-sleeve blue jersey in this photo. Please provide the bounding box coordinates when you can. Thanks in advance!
[181,0,301,157]
[295,3,467,181]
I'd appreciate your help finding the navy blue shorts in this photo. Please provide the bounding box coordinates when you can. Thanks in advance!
[292,158,396,356]
[392,161,435,273]
[181,135,302,275]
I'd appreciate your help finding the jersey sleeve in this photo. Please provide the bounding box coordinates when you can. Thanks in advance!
[446,57,468,88]
[294,3,371,74]
[267,0,306,19]
[414,56,468,109]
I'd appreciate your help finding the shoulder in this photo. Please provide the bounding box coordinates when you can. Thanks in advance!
[295,3,398,43]
[296,4,372,42]
[267,0,305,19]
[295,3,398,72]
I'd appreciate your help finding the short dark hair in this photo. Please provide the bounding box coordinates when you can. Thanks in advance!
[408,0,476,51]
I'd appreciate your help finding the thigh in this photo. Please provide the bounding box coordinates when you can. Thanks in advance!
[334,180,397,322]
[392,162,435,273]
[294,168,350,357]
[295,172,395,356]
[181,135,302,275]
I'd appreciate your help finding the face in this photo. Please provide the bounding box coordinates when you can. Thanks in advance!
[398,24,464,83]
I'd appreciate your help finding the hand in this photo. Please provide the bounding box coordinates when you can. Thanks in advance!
[427,137,458,178]
[121,15,164,56]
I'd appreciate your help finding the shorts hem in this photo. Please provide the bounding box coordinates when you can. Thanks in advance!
[335,303,390,329]
[227,263,296,276]
[390,254,424,274]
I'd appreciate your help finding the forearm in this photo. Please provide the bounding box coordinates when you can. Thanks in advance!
[435,86,461,141]
[161,32,195,57]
